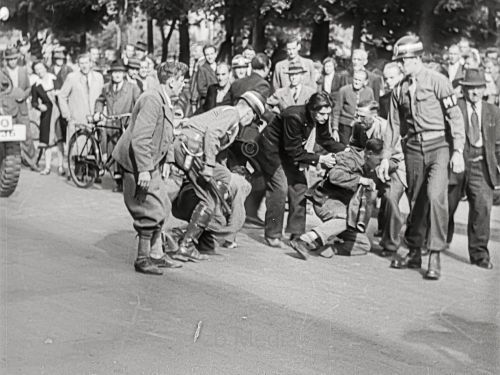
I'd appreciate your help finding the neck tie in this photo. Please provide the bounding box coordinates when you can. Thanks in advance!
[470,104,480,145]
[293,87,299,103]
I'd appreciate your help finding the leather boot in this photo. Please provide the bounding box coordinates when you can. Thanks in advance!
[390,248,422,269]
[134,237,163,275]
[149,231,182,268]
[425,251,441,280]
[174,203,210,261]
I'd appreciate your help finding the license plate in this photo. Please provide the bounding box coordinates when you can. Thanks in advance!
[0,115,13,131]
[0,124,26,142]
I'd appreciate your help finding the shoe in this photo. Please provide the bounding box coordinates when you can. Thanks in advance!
[95,177,102,184]
[373,229,383,237]
[175,244,209,262]
[150,254,183,268]
[58,166,65,176]
[473,259,493,269]
[289,233,302,241]
[112,184,123,193]
[40,168,51,175]
[390,248,422,269]
[134,257,163,275]
[265,237,285,248]
[222,240,237,249]
[379,249,395,258]
[425,251,441,280]
[245,216,265,227]
[289,238,313,260]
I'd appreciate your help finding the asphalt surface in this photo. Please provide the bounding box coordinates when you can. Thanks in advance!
[1,169,499,375]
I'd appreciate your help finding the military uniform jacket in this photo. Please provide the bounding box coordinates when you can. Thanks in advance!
[179,106,240,167]
[112,86,175,173]
[229,73,272,104]
[257,105,345,175]
[458,98,500,188]
[384,66,465,159]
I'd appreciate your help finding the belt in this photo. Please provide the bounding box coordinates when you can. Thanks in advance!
[408,130,445,142]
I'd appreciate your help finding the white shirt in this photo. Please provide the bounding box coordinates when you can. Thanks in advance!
[6,66,19,88]
[447,61,461,81]
[323,73,334,93]
[466,100,483,148]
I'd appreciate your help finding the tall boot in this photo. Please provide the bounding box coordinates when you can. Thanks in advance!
[390,248,422,269]
[174,203,211,261]
[150,231,182,268]
[425,251,441,280]
[134,236,163,275]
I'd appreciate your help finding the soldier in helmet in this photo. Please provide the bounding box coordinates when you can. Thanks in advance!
[377,35,466,280]
[167,90,267,261]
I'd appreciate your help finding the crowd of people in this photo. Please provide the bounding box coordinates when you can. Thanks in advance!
[2,32,499,278]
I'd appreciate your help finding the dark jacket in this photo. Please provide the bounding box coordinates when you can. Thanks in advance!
[458,98,500,188]
[94,80,141,128]
[193,61,217,103]
[203,84,232,112]
[2,65,31,118]
[49,64,73,90]
[257,105,345,175]
[229,72,272,104]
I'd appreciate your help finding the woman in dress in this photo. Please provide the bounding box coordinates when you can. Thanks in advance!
[31,61,64,175]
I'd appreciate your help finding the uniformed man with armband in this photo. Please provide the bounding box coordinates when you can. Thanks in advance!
[377,35,466,280]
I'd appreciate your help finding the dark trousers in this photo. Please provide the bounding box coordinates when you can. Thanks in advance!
[404,143,450,251]
[338,123,352,146]
[264,164,307,239]
[448,151,493,263]
[378,172,406,251]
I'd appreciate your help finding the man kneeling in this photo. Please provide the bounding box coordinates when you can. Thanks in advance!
[290,131,384,260]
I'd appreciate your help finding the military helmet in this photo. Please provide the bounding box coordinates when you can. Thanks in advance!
[392,35,424,60]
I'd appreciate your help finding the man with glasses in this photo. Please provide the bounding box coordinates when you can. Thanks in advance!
[256,92,344,248]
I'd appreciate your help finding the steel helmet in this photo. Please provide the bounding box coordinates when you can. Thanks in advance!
[239,91,266,119]
[392,35,424,60]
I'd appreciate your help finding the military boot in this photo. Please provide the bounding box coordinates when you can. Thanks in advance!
[173,203,211,262]
[390,248,422,269]
[134,237,163,275]
[425,251,441,280]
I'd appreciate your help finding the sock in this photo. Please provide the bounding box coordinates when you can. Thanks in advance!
[300,231,318,244]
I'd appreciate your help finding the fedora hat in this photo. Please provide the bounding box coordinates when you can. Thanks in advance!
[109,59,127,72]
[459,68,487,87]
[286,61,307,75]
[231,54,248,69]
[53,50,66,60]
[4,46,20,60]
[135,41,147,52]
[126,58,141,70]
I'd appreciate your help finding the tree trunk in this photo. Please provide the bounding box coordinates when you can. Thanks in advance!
[253,15,266,53]
[351,13,362,51]
[161,19,177,62]
[147,15,154,54]
[418,0,438,48]
[310,20,330,60]
[179,17,190,66]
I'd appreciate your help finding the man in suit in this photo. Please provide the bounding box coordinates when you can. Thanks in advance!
[442,44,465,86]
[2,46,38,170]
[448,68,500,269]
[50,49,73,90]
[267,62,316,113]
[229,53,272,103]
[338,49,384,102]
[58,53,104,149]
[112,62,188,275]
[256,92,344,247]
[94,60,141,192]
[272,35,316,90]
[190,44,218,112]
[203,62,232,112]
[317,57,343,103]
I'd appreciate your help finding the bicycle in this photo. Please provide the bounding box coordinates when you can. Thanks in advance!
[67,113,131,188]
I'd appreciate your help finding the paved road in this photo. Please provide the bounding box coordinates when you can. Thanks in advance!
[1,170,499,375]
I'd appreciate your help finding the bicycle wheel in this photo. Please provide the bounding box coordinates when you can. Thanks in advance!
[67,130,99,188]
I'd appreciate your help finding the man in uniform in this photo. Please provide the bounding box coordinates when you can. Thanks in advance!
[167,91,267,261]
[94,60,141,192]
[448,69,500,269]
[378,35,465,280]
[112,61,188,275]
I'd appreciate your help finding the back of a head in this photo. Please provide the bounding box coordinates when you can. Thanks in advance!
[157,61,188,84]
[251,53,269,70]
[365,138,384,154]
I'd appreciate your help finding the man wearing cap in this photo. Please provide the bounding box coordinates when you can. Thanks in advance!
[267,61,316,113]
[2,46,38,170]
[58,53,104,152]
[166,90,267,261]
[447,68,500,270]
[229,52,272,103]
[256,92,344,248]
[112,61,188,275]
[231,55,249,80]
[378,35,466,280]
[94,60,141,192]
[272,35,316,90]
[135,41,147,60]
